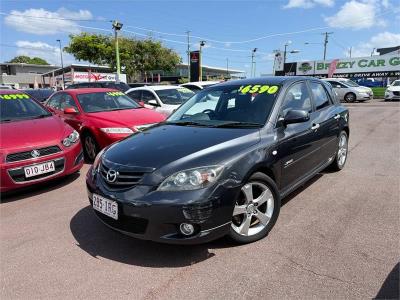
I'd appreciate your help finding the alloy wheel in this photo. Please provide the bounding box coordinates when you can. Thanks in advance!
[85,135,97,161]
[231,182,274,237]
[337,133,348,167]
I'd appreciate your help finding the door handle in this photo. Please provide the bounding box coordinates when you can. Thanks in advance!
[333,114,340,120]
[311,123,320,130]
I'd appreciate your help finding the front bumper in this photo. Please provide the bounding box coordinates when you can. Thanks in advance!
[0,143,84,193]
[385,92,400,100]
[86,170,240,244]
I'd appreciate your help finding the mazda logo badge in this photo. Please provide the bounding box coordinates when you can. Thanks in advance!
[31,150,40,158]
[106,169,118,183]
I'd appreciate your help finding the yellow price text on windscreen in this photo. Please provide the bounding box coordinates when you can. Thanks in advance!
[0,93,30,100]
[239,85,279,95]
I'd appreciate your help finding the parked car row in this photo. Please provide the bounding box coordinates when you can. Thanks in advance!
[0,76,368,246]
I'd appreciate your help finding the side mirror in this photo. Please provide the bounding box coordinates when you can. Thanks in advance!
[138,101,145,107]
[148,99,159,107]
[283,109,310,125]
[64,107,78,114]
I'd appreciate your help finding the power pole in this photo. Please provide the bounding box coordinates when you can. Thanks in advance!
[186,31,191,81]
[56,39,65,89]
[226,58,229,78]
[349,47,352,58]
[112,20,123,83]
[199,41,206,82]
[322,32,333,60]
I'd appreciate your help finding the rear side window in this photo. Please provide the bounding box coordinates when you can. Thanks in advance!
[310,82,331,110]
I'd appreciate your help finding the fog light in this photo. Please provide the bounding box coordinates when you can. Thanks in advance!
[179,223,195,236]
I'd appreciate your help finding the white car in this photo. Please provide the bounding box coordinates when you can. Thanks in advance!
[126,85,195,116]
[180,81,221,92]
[323,78,373,102]
[384,80,400,101]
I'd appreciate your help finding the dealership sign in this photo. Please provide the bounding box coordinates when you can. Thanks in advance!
[72,72,127,83]
[290,54,400,78]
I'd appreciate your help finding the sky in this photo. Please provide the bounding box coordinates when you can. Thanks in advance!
[0,0,399,77]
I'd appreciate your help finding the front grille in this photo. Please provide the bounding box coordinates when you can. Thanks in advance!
[393,91,400,96]
[8,158,65,183]
[94,209,148,234]
[6,146,61,163]
[100,162,146,188]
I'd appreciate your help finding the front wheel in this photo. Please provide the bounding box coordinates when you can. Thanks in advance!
[83,133,99,162]
[344,93,356,103]
[229,172,280,244]
[330,131,349,171]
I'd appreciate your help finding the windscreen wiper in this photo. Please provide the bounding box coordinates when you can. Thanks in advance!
[213,121,263,128]
[165,121,211,127]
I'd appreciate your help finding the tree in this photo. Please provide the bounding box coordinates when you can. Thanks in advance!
[8,55,49,65]
[64,33,181,79]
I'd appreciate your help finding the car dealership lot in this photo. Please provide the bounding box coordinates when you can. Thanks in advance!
[1,99,399,299]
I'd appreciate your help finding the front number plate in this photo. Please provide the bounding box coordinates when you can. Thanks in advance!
[24,161,55,178]
[92,194,118,220]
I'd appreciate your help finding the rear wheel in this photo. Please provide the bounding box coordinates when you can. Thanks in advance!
[83,133,99,162]
[229,172,280,244]
[344,92,356,103]
[330,131,348,171]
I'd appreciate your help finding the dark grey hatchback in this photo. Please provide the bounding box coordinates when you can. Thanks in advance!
[86,77,349,244]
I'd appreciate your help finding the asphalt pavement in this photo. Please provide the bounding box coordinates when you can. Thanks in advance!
[1,99,399,299]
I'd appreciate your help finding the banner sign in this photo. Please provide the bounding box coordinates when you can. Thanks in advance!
[190,51,200,82]
[292,55,400,77]
[72,72,127,83]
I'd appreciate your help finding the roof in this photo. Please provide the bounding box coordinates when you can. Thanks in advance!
[127,85,182,92]
[182,81,221,87]
[62,88,120,95]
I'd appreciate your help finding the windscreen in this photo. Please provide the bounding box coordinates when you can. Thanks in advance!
[392,81,400,86]
[167,83,281,128]
[155,88,195,105]
[0,93,51,122]
[76,91,140,113]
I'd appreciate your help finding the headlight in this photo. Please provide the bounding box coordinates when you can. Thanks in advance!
[100,128,133,134]
[62,130,79,147]
[158,166,224,191]
[91,148,106,176]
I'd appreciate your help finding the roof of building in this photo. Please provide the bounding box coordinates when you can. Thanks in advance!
[0,62,59,68]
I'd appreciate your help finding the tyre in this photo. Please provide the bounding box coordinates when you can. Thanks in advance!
[330,131,349,171]
[344,92,356,103]
[83,133,99,162]
[229,172,281,244]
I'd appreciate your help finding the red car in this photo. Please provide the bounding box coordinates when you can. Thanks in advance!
[0,90,84,193]
[45,88,166,161]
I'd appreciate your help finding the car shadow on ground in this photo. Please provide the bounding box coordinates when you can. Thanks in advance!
[375,263,399,299]
[70,172,325,268]
[1,172,81,203]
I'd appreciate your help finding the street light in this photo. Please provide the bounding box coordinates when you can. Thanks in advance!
[251,48,258,77]
[199,40,206,81]
[56,39,65,89]
[283,41,300,65]
[112,20,123,83]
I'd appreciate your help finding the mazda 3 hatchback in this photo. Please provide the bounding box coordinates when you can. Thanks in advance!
[86,77,350,244]
[0,90,84,192]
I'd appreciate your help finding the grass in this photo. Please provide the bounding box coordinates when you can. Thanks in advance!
[371,87,386,98]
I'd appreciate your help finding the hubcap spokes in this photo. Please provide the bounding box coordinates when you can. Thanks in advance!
[232,182,274,236]
[337,134,348,166]
[85,137,96,160]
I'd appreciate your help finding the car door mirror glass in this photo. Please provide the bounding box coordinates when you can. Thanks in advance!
[148,99,159,106]
[284,109,310,125]
[64,107,78,114]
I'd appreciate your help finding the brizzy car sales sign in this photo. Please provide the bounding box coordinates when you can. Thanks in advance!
[296,55,400,77]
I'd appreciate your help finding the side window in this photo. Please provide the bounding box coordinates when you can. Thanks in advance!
[141,91,157,104]
[310,82,331,110]
[281,82,312,115]
[47,93,62,110]
[127,90,141,101]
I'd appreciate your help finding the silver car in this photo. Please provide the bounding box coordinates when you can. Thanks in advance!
[323,78,373,102]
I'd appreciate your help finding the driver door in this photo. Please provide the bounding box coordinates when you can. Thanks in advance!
[275,81,321,191]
